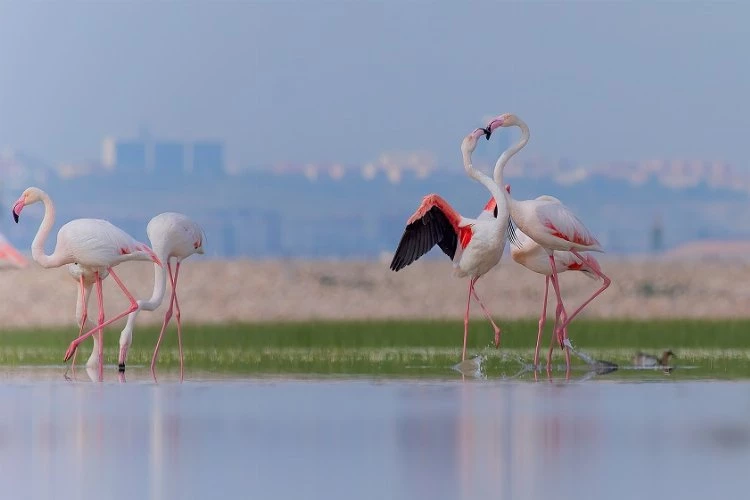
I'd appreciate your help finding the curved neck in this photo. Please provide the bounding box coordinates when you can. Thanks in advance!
[493,119,530,208]
[462,148,505,222]
[144,259,168,309]
[30,192,58,268]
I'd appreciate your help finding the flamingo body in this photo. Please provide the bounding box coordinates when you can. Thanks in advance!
[390,195,504,280]
[511,197,603,253]
[55,218,160,268]
[510,223,601,278]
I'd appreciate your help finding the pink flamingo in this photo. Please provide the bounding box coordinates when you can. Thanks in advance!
[117,212,205,380]
[390,127,511,361]
[485,113,611,369]
[12,187,162,381]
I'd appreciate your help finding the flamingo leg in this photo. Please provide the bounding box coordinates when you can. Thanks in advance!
[546,257,571,373]
[95,272,105,382]
[172,262,185,382]
[63,268,139,367]
[461,278,474,361]
[151,261,176,378]
[470,282,502,349]
[534,276,550,368]
[555,250,612,335]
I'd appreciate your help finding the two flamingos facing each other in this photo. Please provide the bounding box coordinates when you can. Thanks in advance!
[12,186,162,381]
[390,125,512,362]
[117,212,205,381]
[485,113,611,370]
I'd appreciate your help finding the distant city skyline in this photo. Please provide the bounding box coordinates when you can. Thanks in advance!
[1,1,749,170]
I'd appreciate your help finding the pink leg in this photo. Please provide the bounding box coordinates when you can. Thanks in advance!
[534,276,550,367]
[95,272,105,382]
[64,268,139,365]
[461,278,474,361]
[470,283,502,349]
[172,262,185,382]
[546,270,571,373]
[151,262,177,378]
[547,255,568,349]
[556,250,612,334]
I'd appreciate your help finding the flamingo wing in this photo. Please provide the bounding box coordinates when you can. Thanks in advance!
[60,219,159,267]
[536,202,600,248]
[390,195,461,271]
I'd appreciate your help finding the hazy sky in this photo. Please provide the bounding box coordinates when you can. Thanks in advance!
[1,1,748,169]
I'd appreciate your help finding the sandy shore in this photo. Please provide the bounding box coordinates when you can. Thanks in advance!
[1,256,749,329]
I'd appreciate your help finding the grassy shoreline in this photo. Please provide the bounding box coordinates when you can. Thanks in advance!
[0,319,748,377]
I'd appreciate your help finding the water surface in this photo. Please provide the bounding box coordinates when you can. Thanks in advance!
[0,369,747,500]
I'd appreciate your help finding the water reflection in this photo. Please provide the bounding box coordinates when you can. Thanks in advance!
[0,378,749,500]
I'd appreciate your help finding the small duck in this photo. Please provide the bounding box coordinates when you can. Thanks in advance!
[632,350,674,368]
[452,355,485,378]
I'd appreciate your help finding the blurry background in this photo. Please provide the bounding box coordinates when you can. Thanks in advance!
[1,0,749,325]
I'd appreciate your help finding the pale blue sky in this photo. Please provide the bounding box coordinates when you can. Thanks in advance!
[1,1,748,168]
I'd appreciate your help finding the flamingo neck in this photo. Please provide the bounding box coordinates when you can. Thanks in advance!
[144,257,169,309]
[462,148,506,225]
[493,119,530,216]
[30,191,58,268]
[118,254,168,350]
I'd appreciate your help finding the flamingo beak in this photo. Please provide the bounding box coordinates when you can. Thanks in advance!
[482,127,492,140]
[12,199,24,223]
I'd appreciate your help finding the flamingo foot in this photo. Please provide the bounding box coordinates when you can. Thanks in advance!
[64,342,79,362]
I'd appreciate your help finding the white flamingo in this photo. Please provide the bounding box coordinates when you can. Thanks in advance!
[12,187,162,381]
[390,127,511,361]
[117,212,205,380]
[485,113,611,371]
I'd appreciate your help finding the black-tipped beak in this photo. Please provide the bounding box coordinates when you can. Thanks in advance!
[482,127,492,140]
[12,210,19,224]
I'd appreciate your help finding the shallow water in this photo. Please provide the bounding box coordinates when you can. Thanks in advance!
[0,368,748,500]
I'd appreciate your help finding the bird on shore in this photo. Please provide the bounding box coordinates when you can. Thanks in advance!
[390,127,511,361]
[117,212,205,380]
[633,350,675,368]
[484,113,611,371]
[12,186,161,381]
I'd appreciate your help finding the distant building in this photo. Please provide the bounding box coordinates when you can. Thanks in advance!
[154,142,185,174]
[191,141,224,176]
[101,135,224,176]
[112,141,147,172]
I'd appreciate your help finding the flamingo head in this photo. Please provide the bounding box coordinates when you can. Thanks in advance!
[12,187,44,223]
[461,128,490,155]
[505,184,511,194]
[486,113,518,133]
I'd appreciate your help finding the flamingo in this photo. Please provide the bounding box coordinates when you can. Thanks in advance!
[390,127,511,361]
[117,212,205,380]
[502,186,605,367]
[485,113,611,369]
[11,186,162,381]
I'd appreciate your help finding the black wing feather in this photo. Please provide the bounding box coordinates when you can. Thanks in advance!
[390,206,458,271]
